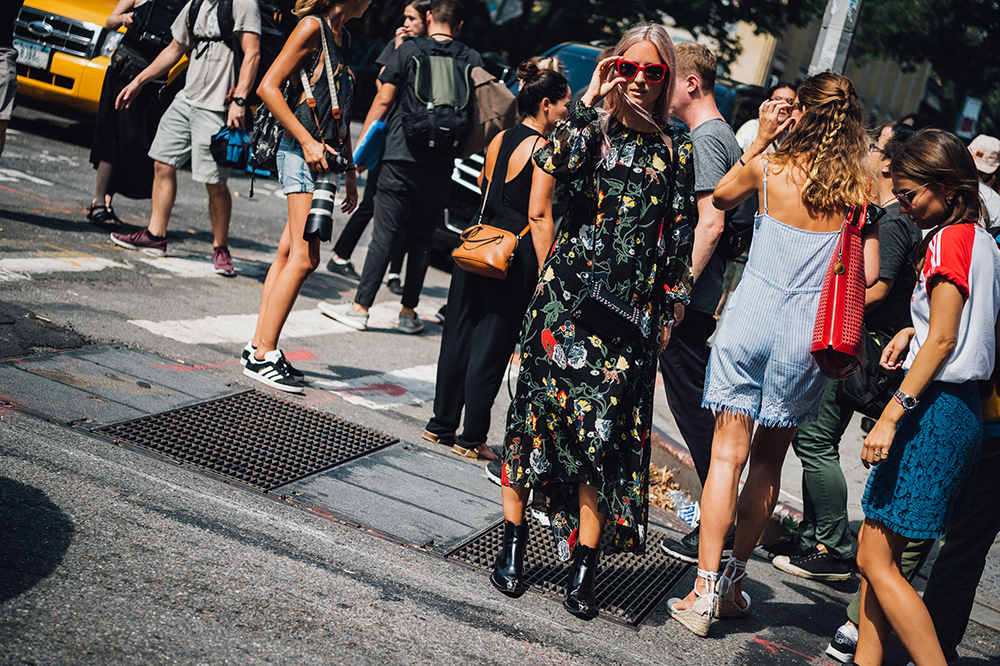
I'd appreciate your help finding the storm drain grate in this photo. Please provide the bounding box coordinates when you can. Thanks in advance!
[95,391,398,491]
[446,513,690,627]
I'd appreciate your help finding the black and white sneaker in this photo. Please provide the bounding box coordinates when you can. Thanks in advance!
[276,350,305,379]
[773,548,853,581]
[660,526,735,564]
[825,623,858,663]
[241,340,254,366]
[486,458,503,486]
[244,350,304,393]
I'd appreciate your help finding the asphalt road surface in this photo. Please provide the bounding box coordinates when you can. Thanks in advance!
[1,105,998,666]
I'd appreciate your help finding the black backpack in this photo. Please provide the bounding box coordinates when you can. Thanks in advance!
[187,0,297,105]
[398,37,473,154]
[123,0,187,61]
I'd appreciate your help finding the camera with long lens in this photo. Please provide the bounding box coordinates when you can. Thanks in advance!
[303,171,337,242]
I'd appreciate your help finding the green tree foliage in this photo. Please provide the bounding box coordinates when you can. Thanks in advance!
[851,0,1000,134]
[355,0,825,70]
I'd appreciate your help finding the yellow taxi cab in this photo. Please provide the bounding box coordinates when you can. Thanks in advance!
[13,0,123,115]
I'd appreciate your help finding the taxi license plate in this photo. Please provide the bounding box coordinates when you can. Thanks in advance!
[14,39,51,71]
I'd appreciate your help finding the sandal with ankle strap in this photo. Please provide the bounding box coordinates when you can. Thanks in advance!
[86,204,122,229]
[451,443,498,461]
[716,556,751,618]
[667,568,717,637]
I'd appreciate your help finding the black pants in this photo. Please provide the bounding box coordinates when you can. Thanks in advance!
[426,247,538,449]
[355,160,450,309]
[657,308,717,486]
[333,159,405,275]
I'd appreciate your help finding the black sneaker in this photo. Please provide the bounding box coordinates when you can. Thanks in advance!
[773,548,853,581]
[825,623,858,663]
[660,525,735,564]
[277,350,305,379]
[486,458,503,486]
[326,258,361,280]
[753,538,807,561]
[243,350,304,393]
[386,274,404,295]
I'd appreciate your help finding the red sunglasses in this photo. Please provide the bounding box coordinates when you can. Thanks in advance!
[616,59,669,83]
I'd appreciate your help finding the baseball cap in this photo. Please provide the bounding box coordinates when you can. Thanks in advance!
[969,134,1000,174]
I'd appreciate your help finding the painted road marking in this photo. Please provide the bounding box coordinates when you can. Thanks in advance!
[137,256,268,280]
[0,168,54,186]
[0,256,128,281]
[129,303,409,344]
[313,364,437,410]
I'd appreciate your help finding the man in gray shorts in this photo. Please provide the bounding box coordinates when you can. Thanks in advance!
[0,1,24,160]
[111,0,260,276]
[659,43,748,562]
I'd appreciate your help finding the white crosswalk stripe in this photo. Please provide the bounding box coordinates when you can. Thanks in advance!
[128,303,428,344]
[0,256,128,281]
[313,364,438,410]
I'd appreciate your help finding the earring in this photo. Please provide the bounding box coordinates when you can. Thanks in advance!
[946,197,953,205]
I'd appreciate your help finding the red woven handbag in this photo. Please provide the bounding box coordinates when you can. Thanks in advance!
[811,205,866,380]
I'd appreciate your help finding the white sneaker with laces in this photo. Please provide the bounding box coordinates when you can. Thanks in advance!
[318,301,369,331]
[243,350,303,393]
[397,313,424,335]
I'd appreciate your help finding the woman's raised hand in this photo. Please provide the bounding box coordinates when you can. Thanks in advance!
[581,57,626,108]
[755,99,795,147]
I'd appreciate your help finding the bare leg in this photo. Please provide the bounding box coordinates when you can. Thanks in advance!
[855,518,947,666]
[724,423,797,603]
[206,182,231,249]
[501,486,529,524]
[253,193,318,359]
[578,482,607,548]
[674,411,754,608]
[93,160,114,208]
[148,161,177,237]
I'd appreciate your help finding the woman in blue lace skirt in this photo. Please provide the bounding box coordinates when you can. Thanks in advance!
[854,130,1000,666]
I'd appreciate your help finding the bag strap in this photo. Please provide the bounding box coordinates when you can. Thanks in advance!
[300,15,344,148]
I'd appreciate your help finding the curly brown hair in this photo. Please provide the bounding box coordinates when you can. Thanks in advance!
[772,71,869,211]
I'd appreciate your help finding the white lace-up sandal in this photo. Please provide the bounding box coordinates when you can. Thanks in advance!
[716,556,751,618]
[667,568,717,637]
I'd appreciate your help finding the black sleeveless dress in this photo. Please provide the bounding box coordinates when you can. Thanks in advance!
[425,123,545,451]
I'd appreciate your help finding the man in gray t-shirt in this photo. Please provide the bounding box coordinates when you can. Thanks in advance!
[110,0,261,276]
[660,43,748,563]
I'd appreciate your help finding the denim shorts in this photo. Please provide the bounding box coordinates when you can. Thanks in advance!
[277,136,342,195]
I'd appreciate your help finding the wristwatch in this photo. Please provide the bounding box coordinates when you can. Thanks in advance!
[893,389,919,412]
[232,96,246,107]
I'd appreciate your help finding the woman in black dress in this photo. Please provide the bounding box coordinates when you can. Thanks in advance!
[491,23,696,620]
[422,62,571,460]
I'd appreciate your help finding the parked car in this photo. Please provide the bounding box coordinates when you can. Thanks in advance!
[13,0,124,115]
[435,42,768,251]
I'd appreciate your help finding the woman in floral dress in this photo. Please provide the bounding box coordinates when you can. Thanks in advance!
[490,23,696,620]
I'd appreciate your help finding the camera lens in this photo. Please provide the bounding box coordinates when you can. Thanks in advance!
[303,172,337,242]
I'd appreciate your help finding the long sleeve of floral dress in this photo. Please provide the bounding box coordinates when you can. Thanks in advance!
[534,102,694,327]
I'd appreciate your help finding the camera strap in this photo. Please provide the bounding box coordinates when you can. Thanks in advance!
[298,15,345,152]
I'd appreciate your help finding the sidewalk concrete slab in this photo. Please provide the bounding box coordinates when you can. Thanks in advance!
[0,343,242,427]
[275,442,502,552]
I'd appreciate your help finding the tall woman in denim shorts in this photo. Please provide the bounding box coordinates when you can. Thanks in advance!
[242,0,369,392]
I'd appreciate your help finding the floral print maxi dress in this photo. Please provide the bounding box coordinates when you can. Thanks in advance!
[501,103,696,556]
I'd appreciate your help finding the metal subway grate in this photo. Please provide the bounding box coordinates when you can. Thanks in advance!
[95,391,397,491]
[446,512,690,627]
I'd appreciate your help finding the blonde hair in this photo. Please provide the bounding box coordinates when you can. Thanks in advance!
[293,0,341,17]
[772,71,869,210]
[603,23,676,124]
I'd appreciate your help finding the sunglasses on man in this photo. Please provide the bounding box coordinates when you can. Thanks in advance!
[616,59,669,84]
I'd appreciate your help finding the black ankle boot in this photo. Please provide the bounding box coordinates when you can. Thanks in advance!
[490,521,529,598]
[563,544,599,619]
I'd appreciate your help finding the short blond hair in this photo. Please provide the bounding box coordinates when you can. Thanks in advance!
[674,43,715,93]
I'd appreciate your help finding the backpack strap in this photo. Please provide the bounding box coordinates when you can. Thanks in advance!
[188,0,237,60]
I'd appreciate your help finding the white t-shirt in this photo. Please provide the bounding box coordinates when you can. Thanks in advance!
[171,0,261,112]
[980,181,1000,230]
[904,222,1000,382]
